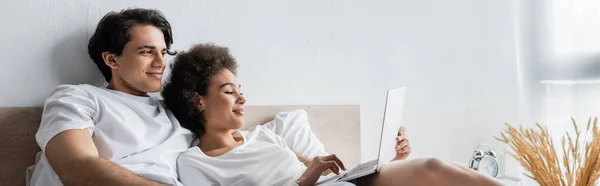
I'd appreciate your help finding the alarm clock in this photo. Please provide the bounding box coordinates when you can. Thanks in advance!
[468,144,499,178]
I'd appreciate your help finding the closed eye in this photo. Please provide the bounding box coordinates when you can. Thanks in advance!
[225,91,243,96]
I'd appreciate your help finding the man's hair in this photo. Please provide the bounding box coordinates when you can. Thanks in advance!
[88,8,175,82]
[162,43,239,138]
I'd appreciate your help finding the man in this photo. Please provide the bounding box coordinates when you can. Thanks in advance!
[30,8,192,186]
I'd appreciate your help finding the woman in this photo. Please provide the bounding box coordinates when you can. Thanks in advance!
[161,43,504,186]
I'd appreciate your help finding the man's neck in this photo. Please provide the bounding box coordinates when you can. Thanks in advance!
[106,79,147,97]
[199,128,243,156]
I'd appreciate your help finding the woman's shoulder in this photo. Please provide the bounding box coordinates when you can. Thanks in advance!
[244,125,280,139]
[241,125,287,148]
[177,146,205,163]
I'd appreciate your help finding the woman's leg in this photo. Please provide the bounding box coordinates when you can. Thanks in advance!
[356,158,504,186]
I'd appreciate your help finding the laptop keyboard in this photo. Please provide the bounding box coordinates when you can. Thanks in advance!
[337,159,378,180]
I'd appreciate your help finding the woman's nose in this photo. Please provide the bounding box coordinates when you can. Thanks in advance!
[237,95,246,105]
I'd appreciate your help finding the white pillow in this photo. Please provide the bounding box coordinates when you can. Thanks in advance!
[262,109,329,159]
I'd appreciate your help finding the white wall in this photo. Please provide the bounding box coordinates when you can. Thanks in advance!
[0,0,519,165]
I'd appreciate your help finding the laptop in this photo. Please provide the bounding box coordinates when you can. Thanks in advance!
[317,87,407,183]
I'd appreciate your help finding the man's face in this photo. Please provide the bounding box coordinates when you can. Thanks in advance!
[106,24,167,96]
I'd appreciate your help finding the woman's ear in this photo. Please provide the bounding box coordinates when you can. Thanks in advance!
[193,92,204,111]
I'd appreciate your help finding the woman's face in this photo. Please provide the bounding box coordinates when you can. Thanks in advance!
[199,69,246,131]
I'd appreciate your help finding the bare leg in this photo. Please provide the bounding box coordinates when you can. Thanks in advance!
[356,158,504,186]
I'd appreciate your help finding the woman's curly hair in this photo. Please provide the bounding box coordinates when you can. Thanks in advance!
[161,43,238,138]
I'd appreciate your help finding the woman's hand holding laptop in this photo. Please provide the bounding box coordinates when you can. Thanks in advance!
[393,126,412,161]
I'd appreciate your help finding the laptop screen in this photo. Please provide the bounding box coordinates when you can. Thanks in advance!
[376,87,407,170]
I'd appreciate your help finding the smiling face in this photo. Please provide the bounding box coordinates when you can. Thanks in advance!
[102,24,168,96]
[198,69,246,131]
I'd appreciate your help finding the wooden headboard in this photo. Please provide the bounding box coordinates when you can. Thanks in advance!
[0,105,360,186]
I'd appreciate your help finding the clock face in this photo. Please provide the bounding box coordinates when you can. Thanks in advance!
[478,156,498,177]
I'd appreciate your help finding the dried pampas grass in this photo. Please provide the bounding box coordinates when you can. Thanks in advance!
[495,117,600,186]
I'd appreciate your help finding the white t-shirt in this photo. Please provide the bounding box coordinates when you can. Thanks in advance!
[177,125,354,186]
[29,84,194,186]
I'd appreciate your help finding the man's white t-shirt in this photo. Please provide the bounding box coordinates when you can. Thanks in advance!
[177,125,354,186]
[29,84,194,186]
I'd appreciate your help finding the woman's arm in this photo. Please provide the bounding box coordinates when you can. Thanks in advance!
[296,153,311,166]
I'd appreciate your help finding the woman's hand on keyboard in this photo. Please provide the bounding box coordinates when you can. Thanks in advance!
[296,154,347,186]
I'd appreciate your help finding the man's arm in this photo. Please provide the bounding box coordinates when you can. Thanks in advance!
[45,129,167,186]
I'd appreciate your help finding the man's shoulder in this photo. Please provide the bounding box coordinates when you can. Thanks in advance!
[48,84,102,97]
[47,83,116,100]
[42,84,112,110]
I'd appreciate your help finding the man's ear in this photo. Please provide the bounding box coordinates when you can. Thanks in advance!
[102,52,119,70]
[193,92,204,111]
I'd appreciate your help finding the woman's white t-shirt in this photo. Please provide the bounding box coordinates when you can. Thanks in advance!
[177,125,354,186]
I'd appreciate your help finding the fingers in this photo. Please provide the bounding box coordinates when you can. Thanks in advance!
[322,154,346,171]
[321,169,333,176]
[398,144,411,154]
[396,133,407,149]
[325,161,341,174]
[396,127,409,153]
[398,126,406,135]
[396,139,409,149]
[396,127,406,143]
[396,140,409,153]
[396,135,406,142]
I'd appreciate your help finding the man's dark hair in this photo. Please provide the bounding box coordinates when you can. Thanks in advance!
[162,43,239,138]
[88,8,175,82]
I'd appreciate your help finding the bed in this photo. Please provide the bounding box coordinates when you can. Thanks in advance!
[0,105,361,186]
